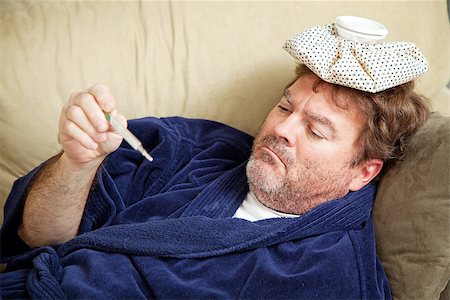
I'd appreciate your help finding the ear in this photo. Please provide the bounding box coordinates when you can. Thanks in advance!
[349,159,384,191]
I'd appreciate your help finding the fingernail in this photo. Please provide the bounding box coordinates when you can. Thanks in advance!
[97,122,107,131]
[104,102,113,111]
[97,132,107,142]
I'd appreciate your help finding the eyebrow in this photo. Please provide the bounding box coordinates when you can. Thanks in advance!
[306,112,336,134]
[283,88,294,104]
[283,87,336,135]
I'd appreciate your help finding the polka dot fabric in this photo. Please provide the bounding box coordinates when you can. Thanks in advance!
[283,24,428,93]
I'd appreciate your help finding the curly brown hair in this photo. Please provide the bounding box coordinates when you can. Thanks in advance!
[290,64,430,180]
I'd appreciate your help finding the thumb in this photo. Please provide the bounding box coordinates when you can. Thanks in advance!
[105,111,128,134]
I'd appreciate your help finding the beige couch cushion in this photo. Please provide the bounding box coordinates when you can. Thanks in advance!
[374,112,450,299]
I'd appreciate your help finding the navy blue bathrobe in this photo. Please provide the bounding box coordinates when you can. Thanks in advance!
[1,117,391,299]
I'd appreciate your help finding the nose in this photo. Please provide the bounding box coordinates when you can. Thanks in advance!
[273,114,299,147]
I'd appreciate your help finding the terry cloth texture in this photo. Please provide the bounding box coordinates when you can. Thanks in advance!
[1,117,391,299]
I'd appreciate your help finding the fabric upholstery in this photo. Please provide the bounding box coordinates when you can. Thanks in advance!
[373,113,450,299]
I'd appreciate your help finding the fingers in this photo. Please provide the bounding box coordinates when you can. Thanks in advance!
[65,105,107,144]
[87,84,116,113]
[64,120,99,150]
[68,84,116,132]
[72,92,108,132]
[59,84,125,152]
[108,113,128,134]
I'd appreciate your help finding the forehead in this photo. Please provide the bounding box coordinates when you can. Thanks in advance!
[288,75,364,139]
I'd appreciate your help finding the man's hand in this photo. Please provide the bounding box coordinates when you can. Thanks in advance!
[19,84,126,247]
[58,84,126,169]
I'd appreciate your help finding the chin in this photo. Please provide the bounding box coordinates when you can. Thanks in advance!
[246,156,284,195]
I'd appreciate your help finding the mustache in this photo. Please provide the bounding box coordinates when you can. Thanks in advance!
[254,135,294,165]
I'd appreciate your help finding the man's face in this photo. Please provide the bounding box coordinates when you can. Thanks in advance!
[246,74,365,215]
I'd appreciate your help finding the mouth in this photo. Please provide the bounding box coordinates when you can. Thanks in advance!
[261,146,286,167]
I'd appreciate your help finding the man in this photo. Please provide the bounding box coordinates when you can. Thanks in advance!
[1,21,429,299]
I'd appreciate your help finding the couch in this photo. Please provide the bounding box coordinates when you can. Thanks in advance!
[1,1,449,299]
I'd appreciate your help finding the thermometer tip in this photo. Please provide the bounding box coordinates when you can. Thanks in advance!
[142,151,153,162]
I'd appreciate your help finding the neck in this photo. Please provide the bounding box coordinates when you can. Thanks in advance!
[249,184,350,215]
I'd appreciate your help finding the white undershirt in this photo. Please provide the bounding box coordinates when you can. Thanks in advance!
[233,192,299,221]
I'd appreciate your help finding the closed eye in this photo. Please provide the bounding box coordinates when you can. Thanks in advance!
[308,126,326,140]
[277,104,290,112]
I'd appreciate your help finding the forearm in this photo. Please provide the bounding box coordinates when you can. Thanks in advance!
[18,152,101,247]
[17,84,123,248]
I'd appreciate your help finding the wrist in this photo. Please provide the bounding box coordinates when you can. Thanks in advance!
[58,152,104,175]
